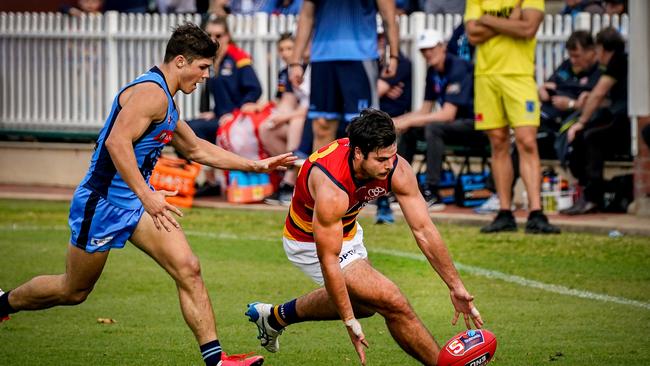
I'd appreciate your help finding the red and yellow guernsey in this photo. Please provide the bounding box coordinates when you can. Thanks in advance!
[283,138,397,242]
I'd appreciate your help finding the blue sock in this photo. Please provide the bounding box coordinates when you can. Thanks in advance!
[268,299,299,330]
[200,340,222,366]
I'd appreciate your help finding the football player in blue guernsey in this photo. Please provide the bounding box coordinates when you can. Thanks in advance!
[0,23,295,366]
[246,109,483,366]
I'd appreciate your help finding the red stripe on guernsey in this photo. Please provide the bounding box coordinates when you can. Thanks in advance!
[226,44,252,68]
[284,138,392,242]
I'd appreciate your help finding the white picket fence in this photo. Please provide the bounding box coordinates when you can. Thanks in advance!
[0,11,629,133]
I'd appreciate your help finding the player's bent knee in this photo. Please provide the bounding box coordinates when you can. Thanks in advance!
[375,288,413,318]
[61,288,93,305]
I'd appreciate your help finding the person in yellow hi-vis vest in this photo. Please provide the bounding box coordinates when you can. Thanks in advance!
[465,0,561,234]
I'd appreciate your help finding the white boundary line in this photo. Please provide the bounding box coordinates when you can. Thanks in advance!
[371,248,650,311]
[3,224,649,310]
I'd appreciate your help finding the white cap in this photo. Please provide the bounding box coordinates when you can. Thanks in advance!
[416,29,444,50]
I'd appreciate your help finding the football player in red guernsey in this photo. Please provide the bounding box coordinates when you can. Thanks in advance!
[246,109,483,365]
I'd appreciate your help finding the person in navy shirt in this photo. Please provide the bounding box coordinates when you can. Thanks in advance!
[0,23,295,366]
[394,29,487,208]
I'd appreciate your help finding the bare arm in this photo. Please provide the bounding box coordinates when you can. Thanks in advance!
[464,0,497,45]
[172,119,297,171]
[394,100,435,124]
[309,168,369,364]
[393,100,459,133]
[288,0,314,86]
[465,20,498,45]
[478,8,543,40]
[400,102,458,129]
[377,0,399,78]
[577,75,616,125]
[391,157,483,328]
[568,75,616,142]
[105,83,182,231]
[377,78,392,97]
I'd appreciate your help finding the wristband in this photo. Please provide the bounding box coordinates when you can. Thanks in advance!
[288,63,302,68]
[344,318,363,337]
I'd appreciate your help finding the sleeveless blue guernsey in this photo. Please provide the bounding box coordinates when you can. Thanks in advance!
[80,66,179,210]
[310,0,379,62]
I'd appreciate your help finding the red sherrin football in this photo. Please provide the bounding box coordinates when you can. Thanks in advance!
[437,329,497,366]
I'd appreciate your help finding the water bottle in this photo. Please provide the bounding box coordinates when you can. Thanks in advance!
[608,230,623,238]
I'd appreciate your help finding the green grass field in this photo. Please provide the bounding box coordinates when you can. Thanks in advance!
[1,199,649,365]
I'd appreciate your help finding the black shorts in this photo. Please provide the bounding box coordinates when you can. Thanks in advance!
[308,60,378,124]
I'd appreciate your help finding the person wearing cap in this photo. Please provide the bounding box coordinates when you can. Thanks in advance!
[465,0,561,234]
[393,29,488,209]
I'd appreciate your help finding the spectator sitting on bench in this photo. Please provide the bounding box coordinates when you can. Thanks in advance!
[562,27,629,215]
[187,15,263,197]
[393,29,487,209]
[537,30,601,159]
[261,33,310,206]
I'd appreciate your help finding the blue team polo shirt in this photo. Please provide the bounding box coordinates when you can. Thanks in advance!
[309,0,379,62]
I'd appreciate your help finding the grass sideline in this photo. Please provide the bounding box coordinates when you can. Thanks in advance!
[0,199,649,365]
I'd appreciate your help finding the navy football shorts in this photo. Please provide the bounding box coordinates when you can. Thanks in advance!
[308,60,378,124]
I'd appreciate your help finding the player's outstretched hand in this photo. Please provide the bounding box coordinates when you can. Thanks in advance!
[253,152,298,172]
[450,287,484,329]
[344,318,369,365]
[142,190,183,232]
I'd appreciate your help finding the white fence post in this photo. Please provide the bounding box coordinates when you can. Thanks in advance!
[105,11,119,112]
[574,12,591,31]
[410,12,426,111]
[253,12,269,102]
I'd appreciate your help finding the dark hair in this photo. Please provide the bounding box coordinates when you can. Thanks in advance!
[348,109,396,158]
[595,27,625,53]
[164,22,218,63]
[203,14,230,34]
[566,30,594,51]
[278,32,294,44]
